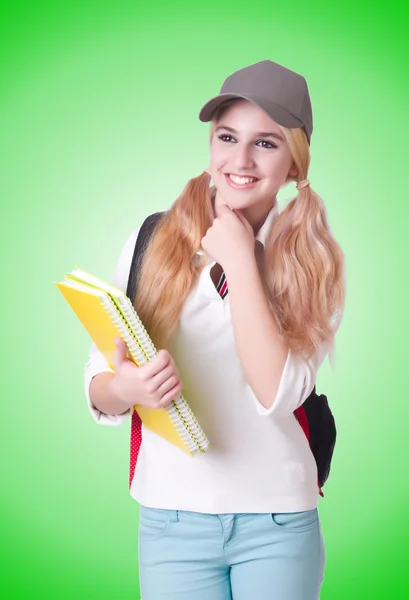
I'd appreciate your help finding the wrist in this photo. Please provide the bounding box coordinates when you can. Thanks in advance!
[224,250,257,280]
[108,375,133,412]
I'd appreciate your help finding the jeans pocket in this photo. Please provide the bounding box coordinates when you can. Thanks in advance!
[138,506,171,541]
[270,508,319,533]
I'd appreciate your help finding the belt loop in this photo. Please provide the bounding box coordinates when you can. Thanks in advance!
[170,510,179,523]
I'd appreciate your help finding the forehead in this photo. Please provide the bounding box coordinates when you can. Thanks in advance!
[216,99,281,133]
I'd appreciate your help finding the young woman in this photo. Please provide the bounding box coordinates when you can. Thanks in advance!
[85,60,346,600]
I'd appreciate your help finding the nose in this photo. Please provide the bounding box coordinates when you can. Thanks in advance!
[232,143,255,171]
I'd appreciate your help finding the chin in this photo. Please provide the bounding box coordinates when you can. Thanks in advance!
[222,194,248,208]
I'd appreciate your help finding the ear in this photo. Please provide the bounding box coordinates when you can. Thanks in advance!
[289,163,298,178]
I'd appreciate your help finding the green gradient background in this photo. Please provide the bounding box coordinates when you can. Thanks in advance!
[1,1,408,598]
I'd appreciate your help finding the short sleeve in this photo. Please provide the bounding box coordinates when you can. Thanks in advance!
[84,227,140,425]
[246,340,329,418]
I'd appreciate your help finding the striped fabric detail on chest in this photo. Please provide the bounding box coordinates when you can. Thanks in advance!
[216,270,229,298]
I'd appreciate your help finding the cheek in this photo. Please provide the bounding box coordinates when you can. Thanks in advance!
[208,156,223,178]
[263,154,292,179]
[209,142,229,168]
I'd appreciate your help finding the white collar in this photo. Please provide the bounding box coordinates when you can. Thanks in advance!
[253,201,279,247]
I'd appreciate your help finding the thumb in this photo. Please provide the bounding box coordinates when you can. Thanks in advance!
[232,207,248,224]
[232,208,253,233]
[112,337,127,372]
[221,203,247,225]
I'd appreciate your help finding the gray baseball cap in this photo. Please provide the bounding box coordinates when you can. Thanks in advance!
[198,60,313,145]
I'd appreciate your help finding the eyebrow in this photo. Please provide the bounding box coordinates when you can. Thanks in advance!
[215,125,285,142]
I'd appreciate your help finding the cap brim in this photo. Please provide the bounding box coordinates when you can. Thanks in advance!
[199,93,249,122]
[198,93,306,136]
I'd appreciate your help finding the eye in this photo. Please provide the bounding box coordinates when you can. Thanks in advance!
[218,134,237,143]
[256,140,278,149]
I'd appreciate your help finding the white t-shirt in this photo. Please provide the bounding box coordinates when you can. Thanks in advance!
[84,203,329,513]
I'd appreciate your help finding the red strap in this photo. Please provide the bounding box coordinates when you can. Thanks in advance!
[294,405,323,496]
[129,409,143,488]
[294,405,310,441]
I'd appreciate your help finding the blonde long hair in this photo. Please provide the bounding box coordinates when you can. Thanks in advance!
[133,100,346,361]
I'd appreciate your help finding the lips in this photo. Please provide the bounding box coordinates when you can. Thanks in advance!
[224,173,260,189]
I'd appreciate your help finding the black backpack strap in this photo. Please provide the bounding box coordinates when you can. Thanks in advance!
[126,211,166,303]
[302,389,337,487]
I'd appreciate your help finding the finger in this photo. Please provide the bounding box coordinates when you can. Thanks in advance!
[156,371,180,397]
[232,208,252,230]
[159,381,183,407]
[148,363,177,395]
[221,203,247,224]
[145,349,171,379]
[232,209,246,224]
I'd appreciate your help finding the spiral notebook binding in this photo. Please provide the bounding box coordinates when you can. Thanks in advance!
[114,298,152,364]
[172,394,209,450]
[101,296,147,367]
[173,399,209,451]
[166,404,198,453]
[101,295,209,454]
[117,295,210,452]
[118,297,156,360]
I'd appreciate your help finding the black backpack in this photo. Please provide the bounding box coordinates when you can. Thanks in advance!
[126,211,337,496]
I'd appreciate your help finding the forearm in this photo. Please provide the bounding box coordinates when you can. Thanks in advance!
[89,372,131,416]
[225,253,289,410]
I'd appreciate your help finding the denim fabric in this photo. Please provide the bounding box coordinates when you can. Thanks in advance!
[138,505,325,599]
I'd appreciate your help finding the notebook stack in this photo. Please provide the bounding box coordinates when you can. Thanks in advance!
[56,268,210,456]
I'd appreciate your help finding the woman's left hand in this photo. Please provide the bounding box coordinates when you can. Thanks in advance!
[201,203,255,271]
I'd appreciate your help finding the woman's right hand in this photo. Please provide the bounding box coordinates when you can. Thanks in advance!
[109,337,183,411]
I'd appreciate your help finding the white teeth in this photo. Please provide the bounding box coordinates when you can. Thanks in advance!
[228,174,257,185]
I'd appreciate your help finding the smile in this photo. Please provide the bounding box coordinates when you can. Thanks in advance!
[225,173,259,189]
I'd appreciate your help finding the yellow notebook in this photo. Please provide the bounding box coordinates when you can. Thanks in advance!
[56,267,209,456]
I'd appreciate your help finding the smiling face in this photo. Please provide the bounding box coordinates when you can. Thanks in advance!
[208,99,298,224]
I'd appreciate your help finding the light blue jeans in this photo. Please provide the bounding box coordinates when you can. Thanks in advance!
[138,505,326,599]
